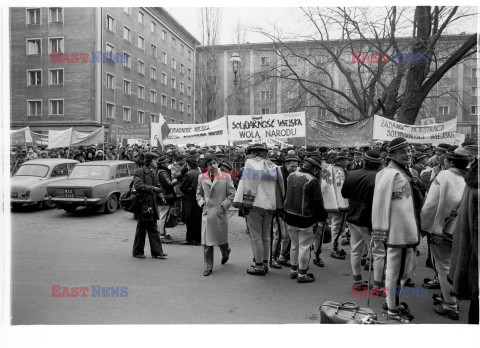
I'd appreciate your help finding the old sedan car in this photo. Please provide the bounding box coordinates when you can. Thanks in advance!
[46,161,137,213]
[11,158,79,209]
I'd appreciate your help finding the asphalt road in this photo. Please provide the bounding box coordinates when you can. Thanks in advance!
[10,205,468,324]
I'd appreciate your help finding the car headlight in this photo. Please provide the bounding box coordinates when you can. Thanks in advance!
[84,189,92,198]
[25,190,30,198]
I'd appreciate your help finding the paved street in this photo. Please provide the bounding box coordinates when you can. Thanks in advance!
[11,205,468,324]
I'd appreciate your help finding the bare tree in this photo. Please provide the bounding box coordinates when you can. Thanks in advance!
[196,8,223,123]
[251,6,477,124]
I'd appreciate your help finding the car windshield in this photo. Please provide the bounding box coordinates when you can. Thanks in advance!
[68,165,110,180]
[14,164,49,177]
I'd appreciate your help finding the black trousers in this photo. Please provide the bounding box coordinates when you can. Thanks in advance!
[186,214,202,243]
[133,220,164,257]
[469,298,479,324]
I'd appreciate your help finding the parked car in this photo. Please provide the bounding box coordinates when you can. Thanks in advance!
[11,158,79,209]
[46,161,137,213]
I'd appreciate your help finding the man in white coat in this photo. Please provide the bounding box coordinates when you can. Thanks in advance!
[197,157,236,276]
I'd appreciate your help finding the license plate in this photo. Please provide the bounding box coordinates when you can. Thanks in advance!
[64,189,74,198]
[11,193,18,198]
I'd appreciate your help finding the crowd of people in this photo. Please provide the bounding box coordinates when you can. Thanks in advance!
[10,137,478,324]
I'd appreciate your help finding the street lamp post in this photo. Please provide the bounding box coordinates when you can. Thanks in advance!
[229,52,242,163]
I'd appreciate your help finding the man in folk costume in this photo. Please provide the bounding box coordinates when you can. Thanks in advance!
[372,138,423,323]
[420,146,470,320]
[341,150,386,296]
[321,152,350,259]
[425,143,450,168]
[233,143,285,276]
[284,156,328,283]
[271,154,299,269]
[196,157,236,276]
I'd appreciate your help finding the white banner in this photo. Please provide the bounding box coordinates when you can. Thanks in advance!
[373,115,457,144]
[10,127,33,143]
[420,117,436,125]
[227,112,306,141]
[48,128,73,149]
[161,117,229,145]
[71,127,104,146]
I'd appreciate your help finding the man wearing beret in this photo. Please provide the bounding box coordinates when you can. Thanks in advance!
[372,138,423,322]
[132,152,168,259]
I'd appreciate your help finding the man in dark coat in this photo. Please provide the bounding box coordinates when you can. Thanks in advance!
[341,150,385,296]
[348,150,364,171]
[179,157,202,245]
[132,152,168,259]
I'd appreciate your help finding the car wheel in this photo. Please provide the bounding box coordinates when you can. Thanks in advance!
[63,206,77,213]
[104,194,118,214]
[11,203,23,211]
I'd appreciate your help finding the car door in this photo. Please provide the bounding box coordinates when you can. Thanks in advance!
[115,164,130,193]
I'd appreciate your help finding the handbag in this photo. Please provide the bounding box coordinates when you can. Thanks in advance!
[120,182,139,213]
[319,301,377,324]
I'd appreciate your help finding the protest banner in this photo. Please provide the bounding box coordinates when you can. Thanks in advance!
[48,128,74,149]
[454,133,466,146]
[30,131,48,145]
[373,115,457,144]
[227,112,306,141]
[306,117,373,148]
[160,117,228,146]
[10,127,30,146]
[71,127,104,146]
[110,123,150,142]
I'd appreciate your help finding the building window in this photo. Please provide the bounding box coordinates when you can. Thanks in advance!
[161,94,167,107]
[180,63,184,74]
[319,108,327,117]
[138,36,145,50]
[27,39,41,55]
[188,68,192,79]
[123,107,131,121]
[27,70,42,86]
[138,60,145,75]
[187,104,192,115]
[123,52,131,68]
[180,82,184,93]
[161,72,167,85]
[171,98,176,110]
[104,43,115,61]
[106,103,115,119]
[138,111,145,123]
[123,79,131,95]
[151,21,156,33]
[261,108,270,115]
[439,106,449,115]
[106,73,114,89]
[49,69,64,85]
[472,68,478,79]
[261,91,270,100]
[472,86,479,95]
[188,50,192,60]
[187,86,192,96]
[49,8,63,23]
[162,30,167,41]
[138,85,145,99]
[162,51,167,64]
[150,90,157,103]
[123,7,132,15]
[179,102,184,113]
[180,44,184,54]
[49,37,64,54]
[261,74,269,82]
[171,58,176,70]
[171,77,176,89]
[27,100,41,116]
[26,8,40,24]
[171,118,176,124]
[151,66,157,80]
[151,44,157,58]
[151,113,157,123]
[261,57,270,65]
[49,99,64,116]
[106,15,115,32]
[471,106,479,115]
[123,26,131,42]
[171,37,176,47]
[138,10,144,24]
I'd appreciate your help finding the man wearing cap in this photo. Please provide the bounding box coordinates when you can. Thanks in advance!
[420,143,450,192]
[372,138,423,322]
[342,150,386,295]
[348,150,364,171]
[412,153,428,174]
[132,152,168,259]
[426,143,450,168]
[284,156,327,282]
[179,157,202,245]
[421,146,470,320]
[157,154,179,240]
[233,143,285,276]
[321,152,350,259]
[271,154,299,269]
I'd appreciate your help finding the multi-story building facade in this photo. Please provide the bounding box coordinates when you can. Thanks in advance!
[10,7,199,140]
[196,36,478,139]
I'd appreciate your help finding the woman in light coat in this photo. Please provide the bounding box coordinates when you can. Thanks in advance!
[196,157,236,276]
